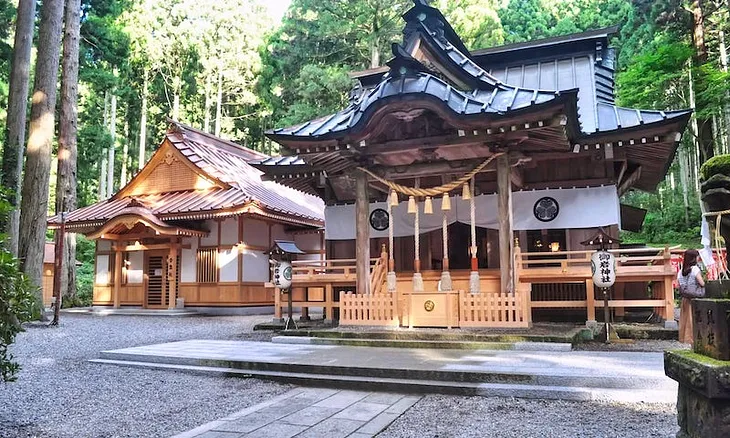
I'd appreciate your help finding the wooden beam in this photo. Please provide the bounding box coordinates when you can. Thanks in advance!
[618,165,642,196]
[510,166,524,188]
[355,170,370,294]
[497,154,514,294]
[113,248,122,309]
[167,240,178,310]
[114,242,191,252]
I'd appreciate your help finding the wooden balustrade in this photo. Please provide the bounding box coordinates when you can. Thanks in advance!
[458,287,530,328]
[340,292,399,326]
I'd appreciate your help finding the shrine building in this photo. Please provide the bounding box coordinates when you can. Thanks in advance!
[49,121,324,310]
[251,0,691,328]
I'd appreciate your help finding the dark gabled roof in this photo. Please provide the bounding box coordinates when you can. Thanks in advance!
[592,103,692,134]
[269,41,566,141]
[472,26,619,57]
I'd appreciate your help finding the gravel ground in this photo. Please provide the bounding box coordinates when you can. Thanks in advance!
[378,395,677,438]
[1,314,289,438]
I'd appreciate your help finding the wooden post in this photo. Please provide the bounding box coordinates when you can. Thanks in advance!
[274,286,282,321]
[113,245,122,309]
[167,241,178,309]
[497,154,514,294]
[355,171,370,294]
[586,278,596,324]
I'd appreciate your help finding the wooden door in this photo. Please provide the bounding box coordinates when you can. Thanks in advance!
[145,251,167,308]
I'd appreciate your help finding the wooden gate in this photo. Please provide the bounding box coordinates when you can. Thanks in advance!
[458,288,530,328]
[145,253,166,308]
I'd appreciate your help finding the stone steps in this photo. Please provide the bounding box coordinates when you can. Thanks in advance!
[90,358,675,403]
[270,335,573,351]
[275,328,588,344]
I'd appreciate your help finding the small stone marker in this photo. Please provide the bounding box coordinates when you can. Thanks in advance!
[692,299,730,361]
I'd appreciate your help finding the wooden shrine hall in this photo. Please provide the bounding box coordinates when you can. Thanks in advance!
[48,121,325,311]
[253,0,691,328]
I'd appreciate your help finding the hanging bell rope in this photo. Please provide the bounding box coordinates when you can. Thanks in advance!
[703,209,730,278]
[357,153,504,197]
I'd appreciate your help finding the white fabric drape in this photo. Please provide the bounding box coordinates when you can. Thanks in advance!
[324,185,621,240]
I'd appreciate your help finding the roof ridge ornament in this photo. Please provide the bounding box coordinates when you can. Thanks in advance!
[386,43,428,77]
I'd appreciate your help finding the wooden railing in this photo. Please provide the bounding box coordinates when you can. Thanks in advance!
[516,247,675,321]
[369,246,388,295]
[340,292,399,326]
[458,286,530,328]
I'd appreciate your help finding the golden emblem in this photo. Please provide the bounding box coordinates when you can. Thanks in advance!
[424,300,435,312]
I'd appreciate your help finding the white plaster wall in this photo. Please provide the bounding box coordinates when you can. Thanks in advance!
[180,237,198,283]
[97,240,111,252]
[200,220,218,246]
[219,248,238,282]
[95,255,110,285]
[220,217,238,245]
[126,252,144,284]
[242,219,269,247]
[243,249,269,282]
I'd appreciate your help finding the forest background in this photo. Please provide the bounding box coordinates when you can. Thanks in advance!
[0,0,729,307]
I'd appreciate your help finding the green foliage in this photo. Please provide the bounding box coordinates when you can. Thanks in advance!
[616,40,692,109]
[0,189,36,382]
[620,186,702,247]
[280,65,352,127]
[700,155,730,181]
[74,235,96,306]
[437,0,503,49]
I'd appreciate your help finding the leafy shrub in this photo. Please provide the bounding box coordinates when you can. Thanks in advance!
[0,189,36,382]
[700,154,730,181]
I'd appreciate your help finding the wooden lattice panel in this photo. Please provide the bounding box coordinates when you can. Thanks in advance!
[126,158,217,196]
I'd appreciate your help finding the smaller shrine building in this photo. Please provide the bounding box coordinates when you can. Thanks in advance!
[48,122,324,310]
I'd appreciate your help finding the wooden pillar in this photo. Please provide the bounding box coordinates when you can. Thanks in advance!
[113,245,122,308]
[497,154,514,294]
[586,278,596,324]
[355,171,370,294]
[167,241,178,309]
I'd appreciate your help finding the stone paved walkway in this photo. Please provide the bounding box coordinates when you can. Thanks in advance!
[172,388,421,438]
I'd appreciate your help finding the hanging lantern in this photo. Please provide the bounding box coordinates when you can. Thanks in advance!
[407,196,417,214]
[462,182,471,200]
[441,192,451,211]
[390,190,399,206]
[424,197,433,214]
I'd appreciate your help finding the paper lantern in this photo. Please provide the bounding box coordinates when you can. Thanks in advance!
[441,192,451,211]
[591,250,616,288]
[424,196,433,214]
[407,196,417,214]
[273,261,292,289]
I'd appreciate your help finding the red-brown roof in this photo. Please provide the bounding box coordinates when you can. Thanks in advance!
[51,122,324,232]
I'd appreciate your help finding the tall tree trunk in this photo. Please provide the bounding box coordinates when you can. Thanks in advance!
[100,156,107,199]
[203,74,211,133]
[18,0,65,299]
[1,0,38,256]
[101,91,109,199]
[719,28,730,153]
[679,147,691,226]
[172,89,180,121]
[138,71,148,170]
[370,39,380,69]
[215,69,222,137]
[120,117,129,187]
[107,84,117,196]
[691,0,715,164]
[55,0,81,303]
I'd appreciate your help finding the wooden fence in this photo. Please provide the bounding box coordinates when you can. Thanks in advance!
[458,287,530,328]
[339,292,399,326]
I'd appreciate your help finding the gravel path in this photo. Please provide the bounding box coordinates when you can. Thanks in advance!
[1,314,289,438]
[378,395,677,438]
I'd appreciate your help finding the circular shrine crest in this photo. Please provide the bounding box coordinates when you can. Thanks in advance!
[533,197,559,222]
[424,300,435,312]
[369,208,389,231]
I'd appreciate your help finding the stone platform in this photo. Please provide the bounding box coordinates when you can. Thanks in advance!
[92,339,677,402]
